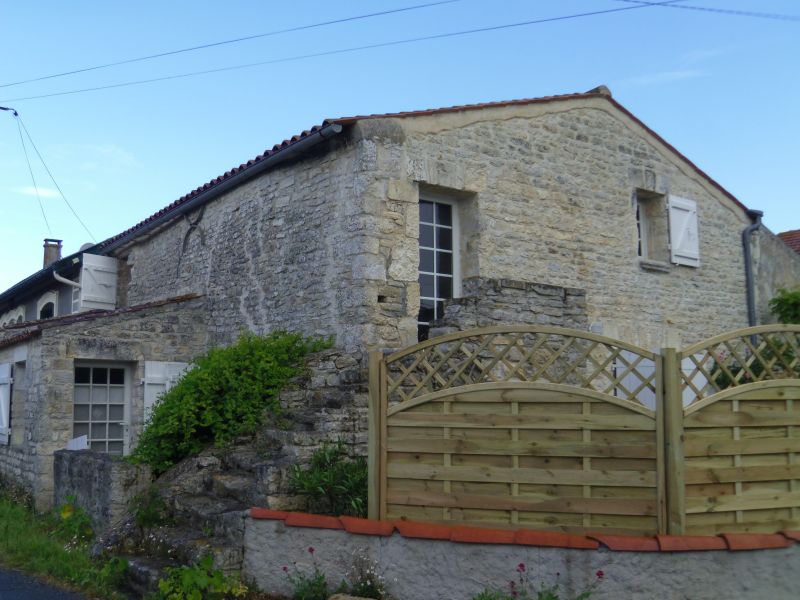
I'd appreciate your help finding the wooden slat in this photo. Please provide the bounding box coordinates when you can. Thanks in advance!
[387,463,656,487]
[386,437,657,458]
[388,412,655,430]
[685,490,800,514]
[684,410,800,428]
[684,436,800,457]
[685,463,800,485]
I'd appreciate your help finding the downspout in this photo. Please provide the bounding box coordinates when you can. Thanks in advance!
[742,209,764,327]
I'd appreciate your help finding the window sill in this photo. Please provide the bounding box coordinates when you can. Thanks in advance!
[638,259,671,274]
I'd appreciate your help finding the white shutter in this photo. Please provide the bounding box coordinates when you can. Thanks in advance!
[668,196,700,267]
[0,363,12,445]
[79,254,118,311]
[143,361,189,423]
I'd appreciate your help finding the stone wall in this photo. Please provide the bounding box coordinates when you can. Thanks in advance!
[53,450,151,532]
[754,227,800,323]
[431,276,587,336]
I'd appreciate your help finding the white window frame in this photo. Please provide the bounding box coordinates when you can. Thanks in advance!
[418,193,461,338]
[72,362,131,456]
[37,290,58,320]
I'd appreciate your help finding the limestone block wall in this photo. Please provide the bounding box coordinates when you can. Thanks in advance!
[754,227,800,323]
[53,450,151,532]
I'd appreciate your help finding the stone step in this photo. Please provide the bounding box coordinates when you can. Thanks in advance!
[122,555,178,598]
[171,492,246,522]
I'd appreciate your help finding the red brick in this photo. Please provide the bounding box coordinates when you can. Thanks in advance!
[249,507,289,521]
[656,535,727,552]
[284,512,343,530]
[449,526,516,545]
[589,534,660,552]
[393,520,453,541]
[339,516,395,536]
[514,530,599,550]
[720,533,792,551]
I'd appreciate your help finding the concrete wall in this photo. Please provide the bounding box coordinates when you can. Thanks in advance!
[243,517,800,600]
[53,449,151,532]
[754,227,800,323]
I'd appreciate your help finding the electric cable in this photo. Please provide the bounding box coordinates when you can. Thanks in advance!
[15,116,52,234]
[616,0,800,21]
[0,0,464,89]
[0,0,687,103]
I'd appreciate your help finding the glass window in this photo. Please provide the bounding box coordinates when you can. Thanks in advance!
[418,198,458,341]
[73,365,126,455]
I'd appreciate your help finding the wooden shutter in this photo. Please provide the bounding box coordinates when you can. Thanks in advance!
[0,363,12,445]
[143,361,189,423]
[79,254,118,311]
[668,196,700,267]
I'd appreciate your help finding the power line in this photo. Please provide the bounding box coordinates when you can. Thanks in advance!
[617,0,800,21]
[1,0,686,104]
[15,117,52,235]
[15,115,97,241]
[0,0,463,89]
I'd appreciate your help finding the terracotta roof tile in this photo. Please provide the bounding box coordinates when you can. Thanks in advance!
[778,229,800,254]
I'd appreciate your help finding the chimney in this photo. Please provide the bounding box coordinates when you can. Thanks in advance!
[43,238,63,268]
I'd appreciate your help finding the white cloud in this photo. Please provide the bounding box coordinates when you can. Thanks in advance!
[14,186,60,198]
[619,69,703,87]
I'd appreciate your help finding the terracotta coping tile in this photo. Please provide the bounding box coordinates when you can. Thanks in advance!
[781,531,800,542]
[339,516,395,536]
[515,530,599,550]
[249,508,289,521]
[656,535,727,552]
[588,534,660,552]
[449,525,516,545]
[393,520,453,541]
[284,512,343,530]
[720,533,793,551]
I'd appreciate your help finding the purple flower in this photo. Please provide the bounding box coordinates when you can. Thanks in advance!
[308,546,316,555]
[516,562,526,573]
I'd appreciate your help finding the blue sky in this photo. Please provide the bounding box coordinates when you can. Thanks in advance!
[1,0,798,291]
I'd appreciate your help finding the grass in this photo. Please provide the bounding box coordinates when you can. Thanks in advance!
[0,493,127,599]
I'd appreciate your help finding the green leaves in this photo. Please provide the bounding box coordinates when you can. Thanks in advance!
[769,287,800,324]
[290,440,368,517]
[131,331,330,474]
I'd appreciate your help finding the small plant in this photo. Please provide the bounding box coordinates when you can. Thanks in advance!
[283,546,329,600]
[131,331,330,474]
[472,563,605,600]
[769,287,800,324]
[130,486,172,530]
[343,550,391,599]
[290,440,368,517]
[154,555,249,600]
[52,495,94,547]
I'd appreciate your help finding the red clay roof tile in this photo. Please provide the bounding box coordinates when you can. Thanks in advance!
[656,534,727,552]
[778,229,800,254]
[720,533,793,551]
[339,516,395,536]
[284,512,343,530]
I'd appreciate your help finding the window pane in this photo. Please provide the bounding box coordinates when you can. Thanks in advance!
[419,201,434,224]
[92,368,107,384]
[437,276,453,299]
[108,423,123,439]
[418,300,435,323]
[435,301,445,319]
[108,441,124,455]
[437,251,452,275]
[436,227,452,250]
[74,386,90,404]
[417,324,430,342]
[419,249,434,273]
[73,405,90,421]
[109,387,124,404]
[74,423,89,437]
[91,423,106,439]
[419,224,434,248]
[74,367,90,384]
[109,405,124,421]
[109,368,125,385]
[90,441,106,452]
[419,274,435,298]
[92,388,108,404]
[436,203,452,226]
[91,405,107,421]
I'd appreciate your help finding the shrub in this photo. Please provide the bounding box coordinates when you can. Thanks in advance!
[290,440,368,517]
[769,287,800,324]
[131,331,330,474]
[52,495,94,547]
[343,550,391,599]
[153,555,249,600]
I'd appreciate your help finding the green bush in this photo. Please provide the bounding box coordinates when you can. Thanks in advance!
[290,440,368,517]
[769,287,800,324]
[52,495,94,546]
[130,486,172,530]
[131,331,329,474]
[153,555,248,600]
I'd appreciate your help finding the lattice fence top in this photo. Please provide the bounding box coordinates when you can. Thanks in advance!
[679,325,800,406]
[384,326,657,408]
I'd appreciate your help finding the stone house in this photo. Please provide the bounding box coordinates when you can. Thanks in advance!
[1,86,799,509]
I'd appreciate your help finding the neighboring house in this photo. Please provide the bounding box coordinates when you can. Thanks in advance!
[1,85,799,509]
[779,229,800,255]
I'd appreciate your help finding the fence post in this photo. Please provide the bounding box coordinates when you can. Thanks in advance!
[367,351,383,520]
[662,347,686,534]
